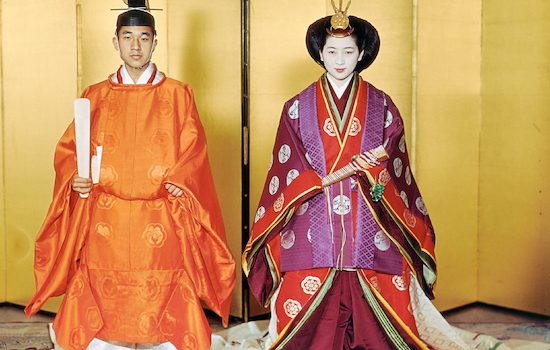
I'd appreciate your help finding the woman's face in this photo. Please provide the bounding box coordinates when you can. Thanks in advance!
[320,35,364,83]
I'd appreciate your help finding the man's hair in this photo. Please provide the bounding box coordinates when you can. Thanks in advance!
[116,9,156,36]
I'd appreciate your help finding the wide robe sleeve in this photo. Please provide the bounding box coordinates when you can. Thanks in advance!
[243,99,324,307]
[359,94,437,297]
[164,86,236,326]
[25,90,93,316]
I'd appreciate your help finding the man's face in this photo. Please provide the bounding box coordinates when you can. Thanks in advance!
[113,26,157,69]
[320,35,364,82]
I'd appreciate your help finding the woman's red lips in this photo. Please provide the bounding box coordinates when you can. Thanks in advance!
[335,68,345,73]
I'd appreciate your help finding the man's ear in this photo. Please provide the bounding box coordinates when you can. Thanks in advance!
[152,37,158,52]
[112,36,119,51]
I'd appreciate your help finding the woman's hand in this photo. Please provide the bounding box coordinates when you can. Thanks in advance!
[71,175,92,194]
[164,182,183,197]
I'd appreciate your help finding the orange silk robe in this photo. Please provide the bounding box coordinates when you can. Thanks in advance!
[25,75,236,350]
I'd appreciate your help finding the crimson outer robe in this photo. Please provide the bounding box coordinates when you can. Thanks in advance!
[243,76,437,349]
[25,75,236,350]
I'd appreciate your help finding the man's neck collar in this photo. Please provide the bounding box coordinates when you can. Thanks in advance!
[121,62,153,84]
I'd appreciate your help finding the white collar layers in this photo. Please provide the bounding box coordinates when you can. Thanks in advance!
[326,73,354,99]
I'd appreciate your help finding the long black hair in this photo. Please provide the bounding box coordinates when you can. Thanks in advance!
[306,16,380,73]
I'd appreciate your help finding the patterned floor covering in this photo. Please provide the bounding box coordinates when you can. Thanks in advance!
[0,322,53,350]
[1,321,549,349]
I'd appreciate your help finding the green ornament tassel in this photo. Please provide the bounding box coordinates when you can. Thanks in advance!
[370,183,384,202]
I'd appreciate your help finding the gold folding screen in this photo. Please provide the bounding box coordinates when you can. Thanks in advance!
[1,1,78,307]
[415,1,482,310]
[479,0,550,314]
[0,0,548,319]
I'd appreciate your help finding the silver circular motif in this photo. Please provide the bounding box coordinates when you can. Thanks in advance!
[405,166,412,186]
[288,100,299,120]
[416,197,429,215]
[332,195,351,215]
[269,176,280,195]
[254,206,265,223]
[400,191,409,208]
[281,230,296,249]
[384,110,394,128]
[286,169,299,186]
[278,144,291,164]
[399,135,406,153]
[393,158,403,178]
[296,202,309,216]
[374,231,391,251]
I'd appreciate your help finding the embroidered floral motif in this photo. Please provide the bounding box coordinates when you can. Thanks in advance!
[323,118,337,137]
[182,332,198,350]
[138,312,159,336]
[379,169,391,186]
[349,117,362,136]
[283,299,302,318]
[69,326,86,349]
[86,306,102,331]
[142,224,167,248]
[68,276,85,299]
[100,165,118,187]
[403,208,417,228]
[102,132,119,154]
[139,276,161,301]
[369,276,381,293]
[274,194,284,212]
[148,165,169,186]
[99,275,118,299]
[301,276,322,295]
[97,193,116,210]
[392,275,408,291]
[95,223,113,239]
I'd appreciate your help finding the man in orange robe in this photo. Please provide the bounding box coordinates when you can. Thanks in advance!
[25,1,236,349]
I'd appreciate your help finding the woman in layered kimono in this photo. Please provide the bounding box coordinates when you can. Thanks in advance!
[243,2,468,349]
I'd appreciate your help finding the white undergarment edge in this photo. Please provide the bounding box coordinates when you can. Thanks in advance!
[110,62,164,85]
[326,73,353,99]
[48,324,176,350]
[266,281,282,348]
[408,273,470,350]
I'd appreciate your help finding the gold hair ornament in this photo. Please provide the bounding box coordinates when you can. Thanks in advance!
[327,0,354,37]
